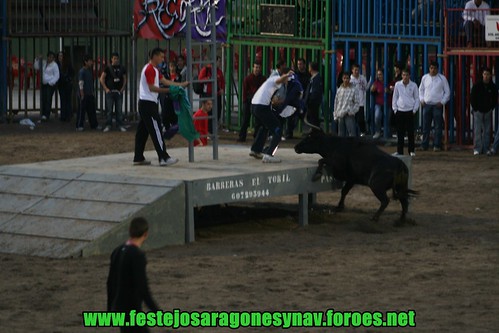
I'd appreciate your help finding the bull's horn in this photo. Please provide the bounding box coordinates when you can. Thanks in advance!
[304,114,323,132]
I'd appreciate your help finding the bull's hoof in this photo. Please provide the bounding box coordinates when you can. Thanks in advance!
[311,172,322,182]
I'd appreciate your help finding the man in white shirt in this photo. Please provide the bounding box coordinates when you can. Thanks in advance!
[418,61,450,151]
[35,51,60,121]
[249,67,294,163]
[392,69,420,156]
[462,0,490,47]
[350,63,368,136]
[134,47,188,167]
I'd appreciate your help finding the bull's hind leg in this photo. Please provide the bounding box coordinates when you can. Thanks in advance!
[334,181,354,212]
[370,188,390,222]
[394,195,416,227]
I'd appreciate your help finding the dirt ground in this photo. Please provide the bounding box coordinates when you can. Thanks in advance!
[0,117,498,333]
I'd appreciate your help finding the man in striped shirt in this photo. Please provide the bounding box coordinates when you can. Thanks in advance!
[134,48,189,167]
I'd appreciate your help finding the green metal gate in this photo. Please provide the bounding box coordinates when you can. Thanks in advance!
[225,0,332,131]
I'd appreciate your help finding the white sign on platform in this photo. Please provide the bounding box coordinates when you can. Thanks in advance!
[485,15,499,41]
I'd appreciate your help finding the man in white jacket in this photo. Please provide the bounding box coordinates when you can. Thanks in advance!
[392,69,420,156]
[35,51,60,121]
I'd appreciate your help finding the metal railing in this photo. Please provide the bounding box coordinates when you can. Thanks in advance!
[7,0,127,36]
[334,0,441,39]
[230,0,328,40]
[445,8,499,50]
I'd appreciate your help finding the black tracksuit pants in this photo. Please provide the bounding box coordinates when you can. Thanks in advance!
[134,100,170,163]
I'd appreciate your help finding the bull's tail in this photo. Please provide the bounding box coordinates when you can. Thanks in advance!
[392,164,418,200]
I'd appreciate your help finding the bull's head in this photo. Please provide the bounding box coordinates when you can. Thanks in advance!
[294,115,326,154]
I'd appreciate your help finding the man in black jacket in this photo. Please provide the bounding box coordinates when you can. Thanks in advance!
[304,61,323,128]
[107,217,159,332]
[471,67,498,155]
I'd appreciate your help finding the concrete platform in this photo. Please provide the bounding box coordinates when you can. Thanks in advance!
[0,146,336,258]
[0,145,413,258]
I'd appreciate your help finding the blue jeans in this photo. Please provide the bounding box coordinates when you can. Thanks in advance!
[251,104,282,156]
[473,110,491,153]
[105,91,124,127]
[421,104,443,149]
[337,115,357,137]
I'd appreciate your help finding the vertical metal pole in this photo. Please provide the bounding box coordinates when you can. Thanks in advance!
[211,4,219,160]
[131,4,138,120]
[0,0,6,122]
[186,4,195,163]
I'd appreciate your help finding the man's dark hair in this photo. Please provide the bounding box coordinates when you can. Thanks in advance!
[297,57,306,65]
[253,61,262,66]
[429,61,438,69]
[310,61,319,72]
[178,55,185,61]
[342,70,352,77]
[402,68,411,75]
[47,51,56,58]
[83,54,93,63]
[394,62,403,70]
[149,47,164,59]
[111,52,120,58]
[129,217,149,238]
[351,63,360,70]
[276,60,287,70]
[482,66,491,74]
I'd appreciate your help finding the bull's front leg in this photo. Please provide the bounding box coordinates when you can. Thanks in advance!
[312,158,326,182]
[333,181,354,212]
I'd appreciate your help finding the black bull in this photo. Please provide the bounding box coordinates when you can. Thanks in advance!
[294,130,418,225]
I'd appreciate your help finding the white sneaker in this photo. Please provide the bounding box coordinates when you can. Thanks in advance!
[76,127,84,132]
[159,157,179,166]
[373,132,381,139]
[41,115,47,121]
[119,126,127,132]
[410,152,416,157]
[262,154,281,163]
[473,150,480,156]
[103,126,111,132]
[392,152,401,156]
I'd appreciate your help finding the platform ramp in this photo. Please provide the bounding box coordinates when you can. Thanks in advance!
[0,166,185,258]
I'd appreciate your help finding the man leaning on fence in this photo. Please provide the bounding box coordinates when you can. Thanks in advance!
[34,51,60,122]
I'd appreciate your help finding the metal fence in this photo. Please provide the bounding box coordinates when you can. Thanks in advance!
[4,0,133,121]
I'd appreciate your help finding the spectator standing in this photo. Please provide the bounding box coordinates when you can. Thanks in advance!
[249,69,294,163]
[303,61,323,128]
[392,69,420,156]
[198,56,225,130]
[133,48,188,167]
[334,71,360,137]
[100,52,127,132]
[35,51,60,121]
[470,67,498,155]
[285,58,310,139]
[418,61,450,151]
[237,62,266,142]
[56,51,74,122]
[386,62,403,136]
[370,69,386,139]
[350,63,368,135]
[193,99,213,147]
[76,55,99,131]
[159,60,181,133]
[177,55,187,82]
[462,0,490,48]
[107,217,159,333]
